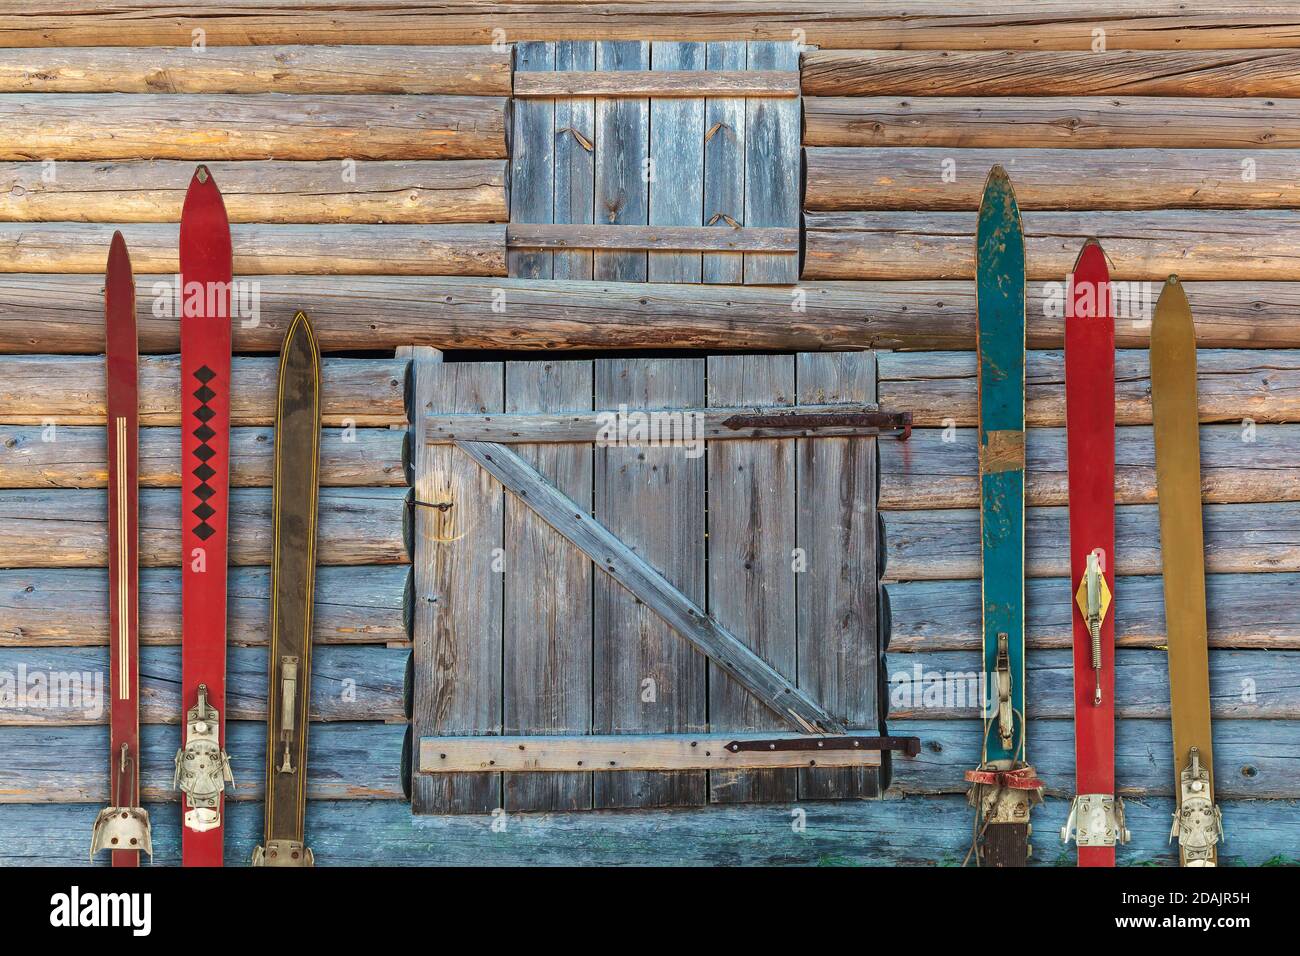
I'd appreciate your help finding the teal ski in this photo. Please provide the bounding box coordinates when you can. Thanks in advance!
[964,166,1043,867]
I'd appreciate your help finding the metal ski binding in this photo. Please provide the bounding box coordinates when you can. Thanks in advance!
[252,839,315,868]
[90,743,153,859]
[1075,550,1112,706]
[1170,747,1224,866]
[1061,793,1130,848]
[173,683,235,832]
[993,632,1015,750]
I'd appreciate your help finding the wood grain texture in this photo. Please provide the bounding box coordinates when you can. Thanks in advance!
[0,93,507,160]
[515,69,798,98]
[508,41,555,280]
[593,41,649,282]
[507,224,797,253]
[743,41,799,284]
[648,42,703,283]
[803,96,1300,148]
[553,41,596,280]
[702,41,746,284]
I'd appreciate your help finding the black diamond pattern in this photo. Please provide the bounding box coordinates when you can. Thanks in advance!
[193,424,215,443]
[193,463,216,482]
[190,366,220,539]
[194,366,216,384]
[193,384,216,404]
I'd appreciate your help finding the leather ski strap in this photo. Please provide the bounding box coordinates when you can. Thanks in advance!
[253,312,321,868]
[1151,277,1223,866]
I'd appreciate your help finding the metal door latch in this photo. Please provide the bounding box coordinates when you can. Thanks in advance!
[252,839,315,868]
[1061,793,1130,848]
[1075,550,1112,706]
[90,743,153,859]
[279,655,299,774]
[173,683,235,832]
[1170,747,1224,866]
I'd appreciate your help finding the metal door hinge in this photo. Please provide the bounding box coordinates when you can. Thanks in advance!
[173,683,235,832]
[1170,747,1224,866]
[1061,793,1130,848]
[724,735,921,757]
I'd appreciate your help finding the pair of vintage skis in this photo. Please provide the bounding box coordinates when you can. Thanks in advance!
[969,168,1219,866]
[93,167,321,866]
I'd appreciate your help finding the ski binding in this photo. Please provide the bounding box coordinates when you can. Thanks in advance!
[90,744,153,859]
[1170,747,1224,866]
[1061,793,1130,848]
[173,683,235,832]
[252,840,315,868]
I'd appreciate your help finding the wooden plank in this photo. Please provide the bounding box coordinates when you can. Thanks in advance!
[878,349,1300,427]
[0,425,405,488]
[0,93,507,160]
[648,42,704,283]
[0,160,508,223]
[0,355,407,426]
[502,360,593,812]
[422,732,881,773]
[507,223,797,253]
[887,648,1300,720]
[883,502,1300,582]
[0,565,410,648]
[804,210,1300,281]
[0,222,506,275]
[508,42,555,280]
[892,719,1300,800]
[593,41,650,282]
[707,355,797,803]
[427,402,890,444]
[885,573,1300,653]
[0,487,409,568]
[796,352,880,798]
[11,276,1300,355]
[742,41,799,284]
[0,45,512,94]
[801,49,1300,97]
[553,41,596,281]
[803,96,1300,149]
[0,721,406,803]
[457,437,842,736]
[881,425,1300,509]
[702,41,746,284]
[805,147,1300,211]
[405,349,503,814]
[1,796,1293,867]
[0,644,405,725]
[515,69,798,98]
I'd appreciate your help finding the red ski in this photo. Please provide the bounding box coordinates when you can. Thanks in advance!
[91,232,152,865]
[173,165,235,866]
[1061,240,1129,864]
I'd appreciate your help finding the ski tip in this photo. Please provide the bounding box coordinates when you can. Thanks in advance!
[1072,237,1107,275]
[284,310,320,354]
[193,164,211,186]
[978,165,1020,221]
[107,230,131,273]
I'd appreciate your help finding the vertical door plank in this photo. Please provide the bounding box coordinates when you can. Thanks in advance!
[503,360,594,811]
[744,41,800,285]
[648,41,705,283]
[593,357,707,808]
[702,42,747,285]
[593,41,650,282]
[554,41,596,280]
[796,351,880,799]
[408,349,505,813]
[707,354,799,803]
[509,42,556,279]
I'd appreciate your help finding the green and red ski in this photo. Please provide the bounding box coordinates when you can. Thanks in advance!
[174,165,235,866]
[1151,277,1224,866]
[1060,240,1129,865]
[91,231,152,865]
[964,166,1042,867]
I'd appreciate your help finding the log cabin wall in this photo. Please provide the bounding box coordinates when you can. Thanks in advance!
[1,3,1298,865]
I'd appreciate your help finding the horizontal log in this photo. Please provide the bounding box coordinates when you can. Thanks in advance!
[804,210,1300,281]
[0,644,405,724]
[505,224,799,253]
[886,648,1300,720]
[4,4,1298,52]
[513,69,799,98]
[0,565,411,647]
[804,147,1300,211]
[0,160,508,223]
[0,721,405,802]
[803,96,1300,149]
[892,719,1300,799]
[427,403,895,444]
[880,425,1300,509]
[421,732,883,773]
[885,573,1300,653]
[877,349,1300,426]
[0,425,406,488]
[0,223,506,275]
[0,355,407,425]
[883,502,1300,581]
[0,93,508,160]
[0,45,512,95]
[801,49,1300,97]
[5,276,1300,354]
[0,487,410,568]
